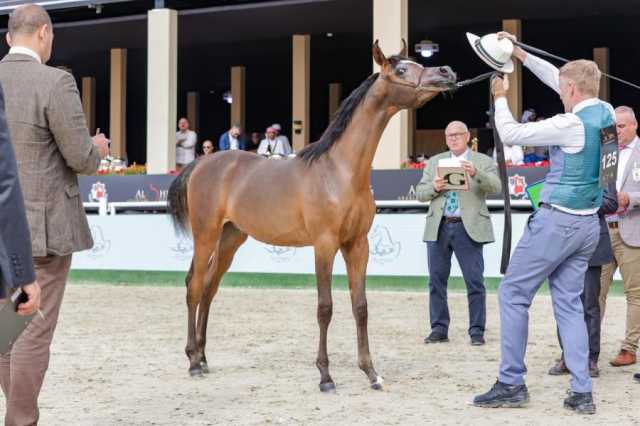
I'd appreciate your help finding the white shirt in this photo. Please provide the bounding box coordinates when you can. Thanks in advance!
[176,130,197,165]
[493,144,524,165]
[494,53,615,215]
[9,46,42,63]
[443,149,469,217]
[229,135,239,150]
[257,138,292,156]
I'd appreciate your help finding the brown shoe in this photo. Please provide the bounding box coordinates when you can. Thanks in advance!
[589,360,600,378]
[548,358,570,375]
[610,349,637,367]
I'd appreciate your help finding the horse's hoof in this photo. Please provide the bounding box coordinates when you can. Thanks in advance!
[371,376,384,390]
[319,381,336,393]
[189,367,204,378]
[200,361,210,374]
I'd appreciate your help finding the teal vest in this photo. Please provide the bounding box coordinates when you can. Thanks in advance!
[540,102,613,210]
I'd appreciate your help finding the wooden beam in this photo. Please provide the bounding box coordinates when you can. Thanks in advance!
[187,91,199,134]
[502,19,522,121]
[110,48,127,160]
[328,82,341,120]
[292,34,310,151]
[231,66,245,130]
[593,47,610,102]
[81,76,96,133]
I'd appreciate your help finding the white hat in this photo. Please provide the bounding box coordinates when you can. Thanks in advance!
[271,123,282,131]
[466,32,514,74]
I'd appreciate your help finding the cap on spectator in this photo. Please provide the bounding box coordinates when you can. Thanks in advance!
[271,123,282,131]
[266,127,277,133]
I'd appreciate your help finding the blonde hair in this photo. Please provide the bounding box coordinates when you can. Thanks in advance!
[559,60,601,98]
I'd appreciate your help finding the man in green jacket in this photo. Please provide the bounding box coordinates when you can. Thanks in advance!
[417,120,501,346]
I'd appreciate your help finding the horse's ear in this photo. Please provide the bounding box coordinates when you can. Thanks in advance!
[373,40,387,67]
[398,39,408,57]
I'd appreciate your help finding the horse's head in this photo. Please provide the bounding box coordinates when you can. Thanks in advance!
[373,40,456,109]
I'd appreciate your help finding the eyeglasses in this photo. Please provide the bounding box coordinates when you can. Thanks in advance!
[445,132,468,139]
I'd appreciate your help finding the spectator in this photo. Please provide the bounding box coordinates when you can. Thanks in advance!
[258,126,292,156]
[416,120,501,347]
[599,105,640,370]
[248,131,262,152]
[493,143,524,166]
[176,117,197,171]
[201,140,214,156]
[218,125,247,151]
[0,5,109,424]
[271,123,291,148]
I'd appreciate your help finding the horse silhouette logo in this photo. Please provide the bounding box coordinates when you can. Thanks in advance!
[88,225,111,258]
[171,235,194,260]
[368,225,401,264]
[264,245,297,263]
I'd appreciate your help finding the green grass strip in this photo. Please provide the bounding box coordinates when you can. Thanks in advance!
[68,270,624,295]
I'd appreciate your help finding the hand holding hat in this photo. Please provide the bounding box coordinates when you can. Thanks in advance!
[491,74,509,98]
[496,32,528,62]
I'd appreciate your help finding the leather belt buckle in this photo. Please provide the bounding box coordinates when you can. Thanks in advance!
[608,221,619,229]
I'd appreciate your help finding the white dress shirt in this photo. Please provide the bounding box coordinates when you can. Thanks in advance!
[257,138,292,156]
[9,46,42,63]
[493,144,524,165]
[176,130,197,165]
[229,135,239,150]
[494,53,615,215]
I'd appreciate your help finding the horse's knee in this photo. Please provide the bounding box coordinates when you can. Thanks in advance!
[317,303,333,322]
[353,301,368,323]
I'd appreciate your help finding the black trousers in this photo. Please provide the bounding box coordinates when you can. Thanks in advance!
[557,265,601,362]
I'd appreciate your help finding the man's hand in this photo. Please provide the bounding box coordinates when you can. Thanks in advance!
[496,31,527,62]
[461,160,476,177]
[92,129,110,159]
[491,74,509,98]
[433,176,446,192]
[17,281,41,316]
[618,191,630,209]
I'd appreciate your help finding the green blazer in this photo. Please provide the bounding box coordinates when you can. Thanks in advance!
[416,150,502,243]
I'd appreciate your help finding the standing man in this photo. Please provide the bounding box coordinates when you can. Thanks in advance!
[0,5,109,425]
[547,185,617,378]
[0,82,40,315]
[473,33,613,415]
[599,106,640,369]
[176,117,197,171]
[416,120,501,346]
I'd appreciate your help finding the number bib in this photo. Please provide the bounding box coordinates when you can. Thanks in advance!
[600,124,618,187]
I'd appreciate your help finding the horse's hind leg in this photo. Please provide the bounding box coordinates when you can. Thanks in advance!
[186,223,223,377]
[314,241,339,392]
[194,222,248,375]
[341,235,382,390]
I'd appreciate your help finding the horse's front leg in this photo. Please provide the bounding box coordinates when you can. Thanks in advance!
[341,235,382,390]
[314,242,338,392]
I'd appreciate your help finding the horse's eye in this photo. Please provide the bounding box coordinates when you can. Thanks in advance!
[396,67,407,76]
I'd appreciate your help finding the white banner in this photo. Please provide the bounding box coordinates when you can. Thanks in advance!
[72,213,545,277]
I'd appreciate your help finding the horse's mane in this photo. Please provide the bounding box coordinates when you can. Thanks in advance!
[297,72,381,164]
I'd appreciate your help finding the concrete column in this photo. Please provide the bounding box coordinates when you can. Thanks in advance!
[146,8,178,173]
[110,48,127,160]
[187,91,199,134]
[502,19,522,120]
[328,82,341,120]
[81,76,96,133]
[231,66,245,130]
[593,47,610,102]
[292,34,310,151]
[373,0,409,169]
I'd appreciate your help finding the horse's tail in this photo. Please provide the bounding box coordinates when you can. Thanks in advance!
[167,160,198,235]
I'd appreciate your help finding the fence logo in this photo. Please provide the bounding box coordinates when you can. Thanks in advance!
[132,184,169,202]
[508,174,527,199]
[88,225,111,258]
[368,225,401,264]
[398,185,417,200]
[88,182,107,202]
[171,236,194,260]
[264,245,297,263]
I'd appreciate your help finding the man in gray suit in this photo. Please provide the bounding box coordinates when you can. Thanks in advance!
[417,120,501,346]
[600,106,640,370]
[0,82,40,315]
[0,5,109,425]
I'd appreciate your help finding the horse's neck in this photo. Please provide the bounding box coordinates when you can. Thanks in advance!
[329,88,395,184]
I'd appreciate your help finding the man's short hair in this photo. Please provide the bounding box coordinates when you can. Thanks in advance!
[445,120,469,133]
[559,60,601,98]
[615,105,637,122]
[8,4,52,37]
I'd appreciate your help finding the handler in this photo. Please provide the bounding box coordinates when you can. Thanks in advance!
[472,32,615,415]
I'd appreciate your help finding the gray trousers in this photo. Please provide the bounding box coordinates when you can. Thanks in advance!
[498,207,599,393]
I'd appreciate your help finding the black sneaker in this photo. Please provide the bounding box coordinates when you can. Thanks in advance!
[471,335,485,346]
[424,331,449,344]
[564,391,596,414]
[473,380,529,408]
[633,372,640,383]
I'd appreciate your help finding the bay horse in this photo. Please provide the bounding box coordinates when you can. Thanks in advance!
[167,41,456,391]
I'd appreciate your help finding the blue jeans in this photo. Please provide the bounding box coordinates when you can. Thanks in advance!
[427,220,486,337]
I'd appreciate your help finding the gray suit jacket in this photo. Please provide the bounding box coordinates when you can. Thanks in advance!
[0,83,35,297]
[618,143,640,247]
[416,150,502,243]
[0,54,100,257]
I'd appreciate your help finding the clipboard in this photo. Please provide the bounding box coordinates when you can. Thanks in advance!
[525,180,545,210]
[0,289,35,355]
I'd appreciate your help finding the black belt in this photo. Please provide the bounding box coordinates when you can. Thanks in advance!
[608,221,619,229]
[443,217,462,224]
[539,202,552,210]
